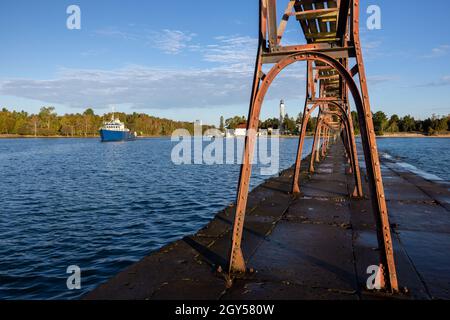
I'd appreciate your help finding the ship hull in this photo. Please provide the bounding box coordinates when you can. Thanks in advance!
[100,129,136,142]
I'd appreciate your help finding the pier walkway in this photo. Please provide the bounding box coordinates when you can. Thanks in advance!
[86,141,450,300]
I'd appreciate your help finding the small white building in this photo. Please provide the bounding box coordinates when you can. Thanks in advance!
[225,129,235,138]
[234,123,247,137]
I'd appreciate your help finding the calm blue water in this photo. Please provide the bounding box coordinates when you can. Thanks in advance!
[0,137,305,300]
[0,137,448,300]
[377,138,450,181]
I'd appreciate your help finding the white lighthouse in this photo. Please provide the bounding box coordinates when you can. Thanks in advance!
[279,99,286,133]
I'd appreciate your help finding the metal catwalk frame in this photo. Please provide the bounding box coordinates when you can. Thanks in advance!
[228,0,399,292]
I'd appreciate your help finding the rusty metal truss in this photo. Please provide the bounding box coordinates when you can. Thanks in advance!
[228,0,399,293]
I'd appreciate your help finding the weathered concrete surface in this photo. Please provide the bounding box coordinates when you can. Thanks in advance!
[85,141,450,300]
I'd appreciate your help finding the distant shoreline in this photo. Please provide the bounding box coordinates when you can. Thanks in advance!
[377,133,450,138]
[1,133,449,139]
[0,134,172,139]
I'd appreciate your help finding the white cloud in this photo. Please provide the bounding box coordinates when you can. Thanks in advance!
[199,35,257,64]
[150,29,197,55]
[95,27,139,41]
[368,75,398,85]
[0,34,307,110]
[0,65,305,110]
[422,45,450,58]
[95,27,196,55]
[418,75,450,87]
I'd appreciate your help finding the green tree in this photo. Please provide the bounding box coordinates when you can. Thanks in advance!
[282,114,296,134]
[0,108,16,134]
[38,106,58,135]
[386,114,399,133]
[82,108,96,136]
[225,116,246,129]
[372,111,388,135]
[399,115,415,132]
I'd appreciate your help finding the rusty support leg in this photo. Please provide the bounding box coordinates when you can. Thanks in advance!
[309,115,322,172]
[342,121,354,170]
[346,107,363,197]
[292,104,311,194]
[352,0,398,291]
[229,45,399,291]
[321,127,328,157]
[229,2,265,274]
[315,123,322,162]
[292,61,315,194]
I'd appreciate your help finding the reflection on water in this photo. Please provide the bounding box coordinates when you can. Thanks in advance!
[0,137,307,300]
[0,137,447,299]
[377,138,450,181]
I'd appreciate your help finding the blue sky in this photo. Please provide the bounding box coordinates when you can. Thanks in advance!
[0,0,449,125]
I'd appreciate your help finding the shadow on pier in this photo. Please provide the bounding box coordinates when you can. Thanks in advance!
[85,142,450,300]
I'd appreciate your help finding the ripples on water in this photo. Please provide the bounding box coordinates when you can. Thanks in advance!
[0,137,306,300]
[377,138,450,181]
[0,137,448,300]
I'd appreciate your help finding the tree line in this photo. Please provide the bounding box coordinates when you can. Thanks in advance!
[369,111,450,136]
[0,106,448,137]
[0,107,207,137]
[224,112,450,136]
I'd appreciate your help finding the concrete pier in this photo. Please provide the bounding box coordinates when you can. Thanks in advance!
[85,141,450,300]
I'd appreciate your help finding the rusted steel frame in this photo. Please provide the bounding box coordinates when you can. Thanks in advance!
[310,97,341,102]
[291,101,316,194]
[344,103,363,196]
[277,0,296,45]
[312,81,328,165]
[292,61,315,194]
[309,111,323,172]
[341,119,353,162]
[321,126,329,157]
[264,43,354,54]
[336,0,351,44]
[308,61,315,98]
[340,126,349,160]
[324,102,363,197]
[341,115,352,163]
[321,129,327,157]
[300,1,319,40]
[293,0,310,41]
[350,64,359,77]
[325,110,354,170]
[228,1,265,274]
[351,0,398,291]
[320,118,336,157]
[316,115,328,161]
[322,109,351,157]
[229,49,398,290]
[315,121,322,162]
[289,8,338,19]
[261,0,268,44]
[339,57,363,197]
[267,0,278,48]
[262,47,351,64]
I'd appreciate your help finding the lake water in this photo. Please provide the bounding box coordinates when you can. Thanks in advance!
[0,137,448,299]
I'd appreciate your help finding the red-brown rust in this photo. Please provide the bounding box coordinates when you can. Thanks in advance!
[229,0,398,293]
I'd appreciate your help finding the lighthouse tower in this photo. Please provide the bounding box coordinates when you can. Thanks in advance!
[279,99,286,134]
